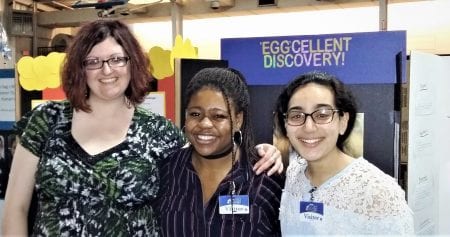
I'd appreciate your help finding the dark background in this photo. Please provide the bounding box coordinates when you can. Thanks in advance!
[179,59,400,177]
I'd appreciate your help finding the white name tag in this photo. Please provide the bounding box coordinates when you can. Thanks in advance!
[299,201,324,222]
[219,195,250,214]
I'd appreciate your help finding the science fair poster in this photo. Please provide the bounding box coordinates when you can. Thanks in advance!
[221,31,406,85]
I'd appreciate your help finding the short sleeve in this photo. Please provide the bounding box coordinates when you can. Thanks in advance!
[14,101,63,158]
[134,107,187,164]
[152,115,187,162]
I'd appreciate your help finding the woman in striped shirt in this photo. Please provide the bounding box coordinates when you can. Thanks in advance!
[157,67,284,237]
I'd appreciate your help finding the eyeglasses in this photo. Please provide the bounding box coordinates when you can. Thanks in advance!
[83,56,130,70]
[284,108,340,126]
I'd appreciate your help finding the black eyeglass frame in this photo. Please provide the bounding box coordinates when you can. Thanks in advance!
[283,108,341,126]
[83,56,130,70]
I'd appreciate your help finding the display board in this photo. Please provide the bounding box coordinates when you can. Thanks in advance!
[222,31,406,177]
[222,31,406,85]
[249,84,398,176]
[407,51,450,235]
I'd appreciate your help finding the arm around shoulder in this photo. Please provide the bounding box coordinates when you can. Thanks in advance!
[2,143,39,236]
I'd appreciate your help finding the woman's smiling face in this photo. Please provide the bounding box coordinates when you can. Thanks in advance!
[84,36,131,102]
[185,87,242,159]
[285,83,348,162]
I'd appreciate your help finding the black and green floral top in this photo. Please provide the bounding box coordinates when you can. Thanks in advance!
[16,100,185,236]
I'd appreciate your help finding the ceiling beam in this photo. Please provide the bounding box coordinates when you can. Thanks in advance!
[37,8,99,27]
[49,1,74,10]
[36,0,426,28]
[14,0,59,12]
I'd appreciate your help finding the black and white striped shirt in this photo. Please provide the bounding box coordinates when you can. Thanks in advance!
[157,147,284,237]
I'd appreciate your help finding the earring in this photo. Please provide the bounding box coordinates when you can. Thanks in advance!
[179,126,190,148]
[124,96,132,108]
[233,130,243,146]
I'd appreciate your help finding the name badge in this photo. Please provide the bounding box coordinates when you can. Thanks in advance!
[219,195,250,214]
[299,201,324,222]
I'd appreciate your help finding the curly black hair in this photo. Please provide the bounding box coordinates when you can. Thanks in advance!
[185,67,257,163]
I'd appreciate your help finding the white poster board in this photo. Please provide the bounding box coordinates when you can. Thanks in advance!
[408,51,450,234]
[438,56,450,235]
[141,92,166,117]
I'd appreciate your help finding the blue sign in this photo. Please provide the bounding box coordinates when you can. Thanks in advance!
[0,69,16,130]
[221,31,406,85]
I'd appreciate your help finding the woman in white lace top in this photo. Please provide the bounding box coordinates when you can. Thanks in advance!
[273,71,414,235]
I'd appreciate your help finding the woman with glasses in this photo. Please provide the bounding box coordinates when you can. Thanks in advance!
[2,19,282,236]
[2,19,181,236]
[273,71,413,235]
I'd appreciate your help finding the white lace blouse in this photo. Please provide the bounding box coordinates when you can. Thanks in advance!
[279,155,414,235]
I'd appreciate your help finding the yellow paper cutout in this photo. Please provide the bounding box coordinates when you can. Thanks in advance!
[148,35,198,80]
[148,47,172,80]
[170,35,198,70]
[17,52,66,91]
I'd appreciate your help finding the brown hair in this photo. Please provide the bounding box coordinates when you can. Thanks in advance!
[62,19,151,112]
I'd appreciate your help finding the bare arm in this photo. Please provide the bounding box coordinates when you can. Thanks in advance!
[253,144,284,176]
[2,143,38,236]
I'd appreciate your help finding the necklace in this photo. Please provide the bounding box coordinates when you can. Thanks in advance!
[309,186,318,201]
[202,143,234,160]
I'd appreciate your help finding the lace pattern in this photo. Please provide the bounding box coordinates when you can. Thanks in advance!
[279,154,414,235]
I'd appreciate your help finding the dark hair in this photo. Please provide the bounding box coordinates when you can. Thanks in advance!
[185,67,257,162]
[274,71,357,151]
[62,19,151,112]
